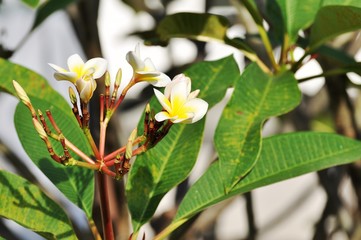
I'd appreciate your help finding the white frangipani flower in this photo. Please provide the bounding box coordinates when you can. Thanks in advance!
[126,44,171,87]
[154,74,208,124]
[49,54,107,103]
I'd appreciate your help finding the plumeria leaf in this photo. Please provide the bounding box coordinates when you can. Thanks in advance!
[14,97,94,218]
[21,0,40,8]
[159,132,361,238]
[275,0,361,45]
[0,58,68,110]
[0,170,76,239]
[148,12,255,56]
[309,6,361,50]
[126,55,240,232]
[215,63,301,192]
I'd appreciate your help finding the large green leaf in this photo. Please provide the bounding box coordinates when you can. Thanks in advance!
[215,63,301,192]
[0,58,67,110]
[0,170,76,239]
[152,12,255,56]
[309,6,361,50]
[126,56,240,231]
[157,132,361,238]
[21,0,40,8]
[14,97,94,218]
[275,0,361,44]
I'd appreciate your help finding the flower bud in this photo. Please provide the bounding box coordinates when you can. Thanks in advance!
[115,68,122,87]
[33,118,47,140]
[125,128,137,159]
[104,71,111,87]
[13,80,31,106]
[68,87,77,104]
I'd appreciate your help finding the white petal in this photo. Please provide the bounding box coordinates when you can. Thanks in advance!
[79,80,96,103]
[153,88,171,112]
[48,63,67,73]
[184,98,208,123]
[126,51,145,70]
[170,79,188,109]
[154,112,171,122]
[188,89,200,99]
[67,54,84,76]
[54,72,78,83]
[143,58,156,71]
[134,43,141,58]
[83,58,107,79]
[165,74,191,98]
[148,73,171,87]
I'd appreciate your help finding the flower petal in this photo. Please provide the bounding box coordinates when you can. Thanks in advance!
[165,74,191,98]
[188,89,200,99]
[183,98,208,123]
[147,73,171,87]
[126,51,144,71]
[67,54,85,78]
[79,80,97,103]
[170,78,188,111]
[83,57,107,79]
[155,111,171,122]
[48,63,67,73]
[54,72,78,83]
[154,88,172,112]
[143,58,156,71]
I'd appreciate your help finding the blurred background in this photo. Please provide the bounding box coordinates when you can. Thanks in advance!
[1,0,361,239]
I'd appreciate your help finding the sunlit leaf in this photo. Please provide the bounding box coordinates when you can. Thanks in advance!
[215,63,301,192]
[310,6,361,50]
[14,97,94,218]
[0,170,76,239]
[161,132,361,238]
[126,56,240,231]
[21,0,40,8]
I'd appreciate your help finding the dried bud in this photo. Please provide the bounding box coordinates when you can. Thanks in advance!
[104,71,111,87]
[126,128,137,159]
[13,80,31,106]
[68,87,77,104]
[33,118,47,140]
[115,68,122,87]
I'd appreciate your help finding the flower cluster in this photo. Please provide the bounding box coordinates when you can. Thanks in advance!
[13,44,208,178]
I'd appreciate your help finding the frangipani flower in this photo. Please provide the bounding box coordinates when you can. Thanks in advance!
[126,44,171,87]
[49,54,107,103]
[154,74,208,124]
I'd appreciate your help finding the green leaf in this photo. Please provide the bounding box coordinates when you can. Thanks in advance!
[32,0,75,30]
[126,56,240,231]
[14,97,94,218]
[275,0,361,44]
[164,132,361,236]
[310,6,361,50]
[21,0,40,8]
[151,12,255,55]
[215,63,301,192]
[0,170,76,239]
[0,58,68,110]
[275,0,322,44]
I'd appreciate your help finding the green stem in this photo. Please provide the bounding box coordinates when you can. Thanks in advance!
[297,68,351,83]
[240,0,279,72]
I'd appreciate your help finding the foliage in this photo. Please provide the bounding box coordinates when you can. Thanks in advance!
[1,0,361,239]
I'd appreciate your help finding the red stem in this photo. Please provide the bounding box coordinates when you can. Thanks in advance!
[97,173,114,240]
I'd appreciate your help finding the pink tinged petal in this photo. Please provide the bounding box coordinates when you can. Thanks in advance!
[83,57,107,79]
[154,111,172,122]
[143,58,156,71]
[154,89,172,112]
[68,54,85,77]
[54,72,78,83]
[48,63,67,73]
[183,98,208,123]
[126,51,145,71]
